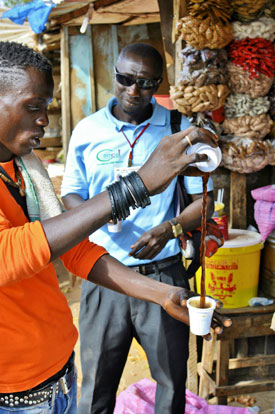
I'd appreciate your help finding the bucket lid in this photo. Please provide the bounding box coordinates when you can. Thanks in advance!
[222,229,262,248]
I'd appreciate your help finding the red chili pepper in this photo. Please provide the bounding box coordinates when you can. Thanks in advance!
[227,38,275,79]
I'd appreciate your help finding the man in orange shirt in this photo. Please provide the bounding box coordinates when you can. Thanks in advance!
[0,41,229,414]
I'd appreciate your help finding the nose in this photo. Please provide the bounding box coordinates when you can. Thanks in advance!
[36,110,49,127]
[127,82,140,96]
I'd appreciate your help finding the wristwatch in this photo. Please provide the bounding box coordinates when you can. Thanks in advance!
[169,219,183,238]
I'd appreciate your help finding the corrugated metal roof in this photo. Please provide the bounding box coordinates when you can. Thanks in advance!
[48,0,160,26]
[0,0,160,50]
[0,7,37,47]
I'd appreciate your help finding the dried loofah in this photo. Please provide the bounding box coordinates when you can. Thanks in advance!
[187,0,232,25]
[224,94,270,118]
[175,16,232,49]
[227,62,274,98]
[222,114,273,140]
[231,0,270,23]
[220,135,273,173]
[170,83,230,116]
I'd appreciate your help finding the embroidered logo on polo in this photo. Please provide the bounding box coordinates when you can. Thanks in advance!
[96,149,122,164]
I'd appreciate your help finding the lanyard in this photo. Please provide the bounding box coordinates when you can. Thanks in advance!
[121,123,150,166]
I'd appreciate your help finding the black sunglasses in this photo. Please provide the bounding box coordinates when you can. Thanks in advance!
[114,67,162,90]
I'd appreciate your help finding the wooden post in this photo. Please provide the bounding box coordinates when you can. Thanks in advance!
[216,339,230,405]
[157,0,175,85]
[198,334,217,398]
[60,25,71,161]
[229,172,247,229]
[69,26,96,128]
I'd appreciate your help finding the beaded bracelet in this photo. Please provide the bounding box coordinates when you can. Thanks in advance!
[107,171,151,223]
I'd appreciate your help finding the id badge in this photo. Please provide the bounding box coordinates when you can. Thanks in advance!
[114,166,139,180]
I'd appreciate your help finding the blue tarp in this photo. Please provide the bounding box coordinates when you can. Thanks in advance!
[1,0,56,34]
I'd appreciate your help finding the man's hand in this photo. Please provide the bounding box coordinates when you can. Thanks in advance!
[138,126,219,196]
[161,288,232,339]
[129,222,172,260]
[88,255,231,339]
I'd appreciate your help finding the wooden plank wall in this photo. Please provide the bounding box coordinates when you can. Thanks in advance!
[60,25,71,159]
[67,22,169,131]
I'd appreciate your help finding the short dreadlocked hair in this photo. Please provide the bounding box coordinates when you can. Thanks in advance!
[0,41,52,93]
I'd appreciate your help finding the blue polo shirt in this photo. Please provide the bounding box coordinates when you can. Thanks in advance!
[61,97,213,265]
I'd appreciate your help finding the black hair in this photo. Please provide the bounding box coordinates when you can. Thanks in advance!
[118,43,163,78]
[0,41,52,92]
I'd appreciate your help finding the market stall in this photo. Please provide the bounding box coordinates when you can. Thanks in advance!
[167,0,275,403]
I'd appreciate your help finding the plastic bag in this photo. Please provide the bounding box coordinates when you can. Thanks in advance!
[114,378,252,414]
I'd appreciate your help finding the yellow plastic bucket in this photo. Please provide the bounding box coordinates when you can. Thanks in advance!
[196,229,264,308]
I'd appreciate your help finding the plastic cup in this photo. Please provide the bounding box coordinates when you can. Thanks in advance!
[187,143,222,172]
[187,296,216,336]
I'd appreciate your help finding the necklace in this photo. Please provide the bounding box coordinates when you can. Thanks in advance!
[121,123,150,166]
[0,162,25,197]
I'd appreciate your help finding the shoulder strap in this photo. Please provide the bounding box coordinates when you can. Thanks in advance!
[0,165,30,221]
[170,109,182,134]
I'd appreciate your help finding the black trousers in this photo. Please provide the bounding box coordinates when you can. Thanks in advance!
[78,259,190,414]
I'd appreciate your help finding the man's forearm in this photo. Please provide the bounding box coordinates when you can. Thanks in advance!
[176,192,214,233]
[43,191,112,260]
[88,254,172,304]
[88,254,191,324]
[62,193,86,210]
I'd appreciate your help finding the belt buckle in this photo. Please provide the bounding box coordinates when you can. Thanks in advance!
[60,376,69,395]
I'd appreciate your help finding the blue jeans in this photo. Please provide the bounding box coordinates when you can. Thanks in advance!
[0,373,77,414]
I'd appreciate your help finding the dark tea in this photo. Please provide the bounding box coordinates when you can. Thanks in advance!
[199,173,210,308]
[189,299,212,309]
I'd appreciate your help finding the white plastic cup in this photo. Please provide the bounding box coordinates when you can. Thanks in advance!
[187,143,222,172]
[107,220,122,233]
[187,296,216,335]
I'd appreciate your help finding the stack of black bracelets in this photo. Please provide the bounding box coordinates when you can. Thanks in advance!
[107,171,151,224]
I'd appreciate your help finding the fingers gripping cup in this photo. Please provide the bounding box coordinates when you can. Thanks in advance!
[187,143,222,172]
[187,296,216,336]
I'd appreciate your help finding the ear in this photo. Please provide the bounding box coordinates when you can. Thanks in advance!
[154,77,163,93]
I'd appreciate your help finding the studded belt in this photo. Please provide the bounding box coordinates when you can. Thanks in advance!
[0,354,75,408]
[128,253,182,275]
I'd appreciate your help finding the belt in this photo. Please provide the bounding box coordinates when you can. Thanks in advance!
[0,354,75,409]
[129,253,182,275]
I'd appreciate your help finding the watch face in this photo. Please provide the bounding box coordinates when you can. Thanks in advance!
[174,224,182,237]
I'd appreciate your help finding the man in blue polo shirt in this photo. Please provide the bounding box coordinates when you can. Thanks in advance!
[61,43,214,414]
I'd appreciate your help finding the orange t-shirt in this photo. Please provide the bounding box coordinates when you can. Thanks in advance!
[0,160,107,392]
